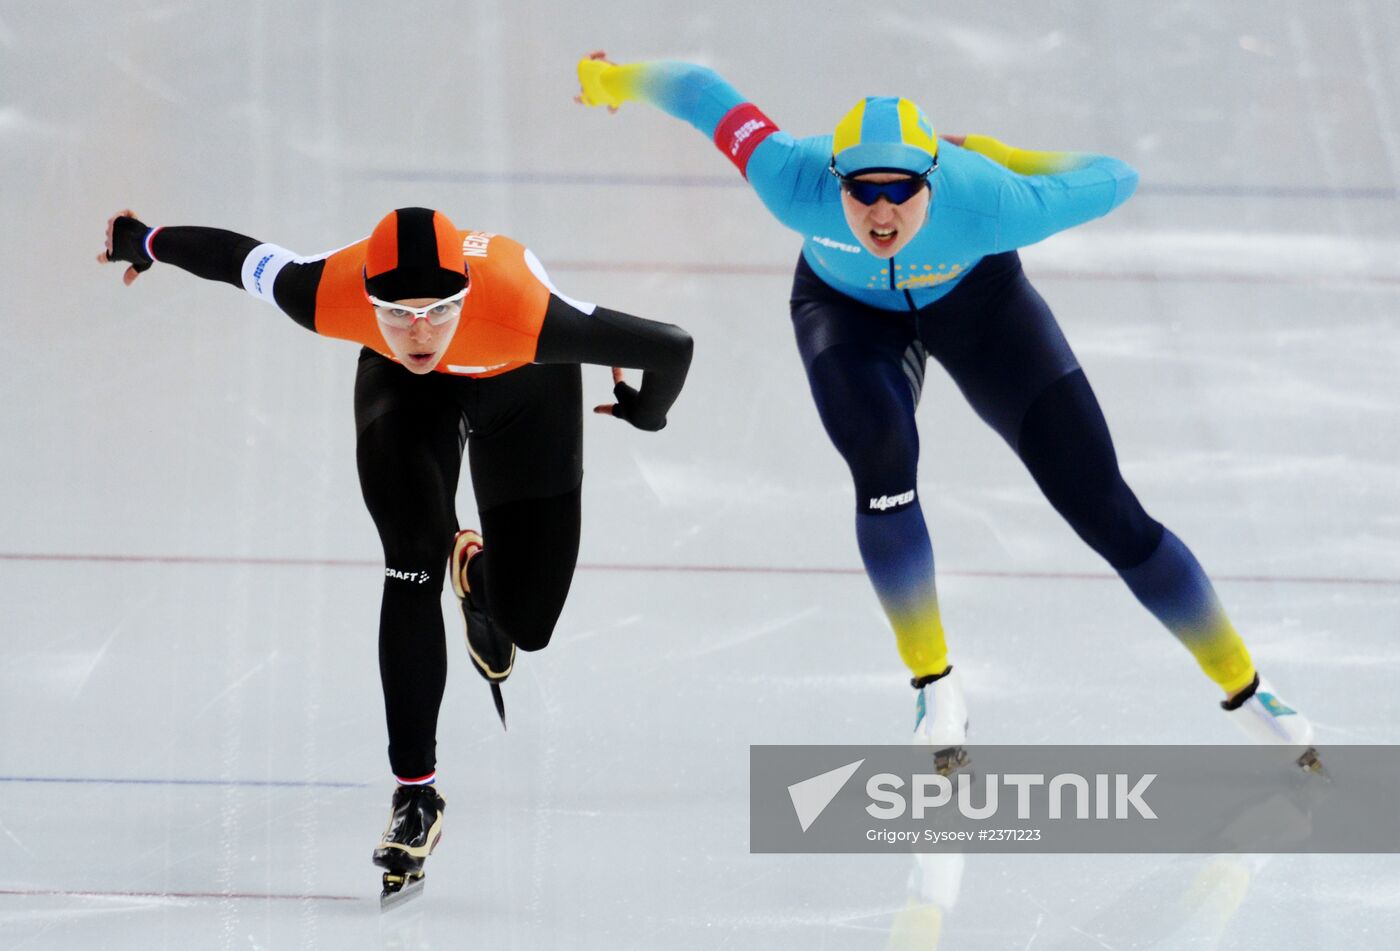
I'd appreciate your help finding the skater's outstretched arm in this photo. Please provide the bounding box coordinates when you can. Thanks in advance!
[99,210,329,331]
[574,52,826,230]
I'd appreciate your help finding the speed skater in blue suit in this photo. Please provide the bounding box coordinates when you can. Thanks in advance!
[575,52,1319,768]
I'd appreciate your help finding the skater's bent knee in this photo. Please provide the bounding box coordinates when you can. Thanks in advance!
[495,613,556,653]
[480,581,563,652]
[488,585,565,651]
[509,630,555,653]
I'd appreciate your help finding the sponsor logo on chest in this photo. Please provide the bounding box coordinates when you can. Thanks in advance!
[812,235,862,254]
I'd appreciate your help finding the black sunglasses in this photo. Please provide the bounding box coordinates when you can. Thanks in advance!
[829,158,937,206]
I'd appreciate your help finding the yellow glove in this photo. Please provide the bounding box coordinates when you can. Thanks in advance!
[961,134,1015,168]
[577,57,624,109]
[962,134,1076,176]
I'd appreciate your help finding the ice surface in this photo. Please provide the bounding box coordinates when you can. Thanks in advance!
[2,1,1398,947]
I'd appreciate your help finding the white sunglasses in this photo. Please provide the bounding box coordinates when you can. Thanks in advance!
[367,287,469,329]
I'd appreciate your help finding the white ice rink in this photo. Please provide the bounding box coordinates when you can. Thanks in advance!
[4,1,1400,947]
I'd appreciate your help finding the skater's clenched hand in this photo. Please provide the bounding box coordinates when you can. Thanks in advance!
[98,210,153,286]
[575,50,620,113]
[592,367,629,417]
[594,367,665,431]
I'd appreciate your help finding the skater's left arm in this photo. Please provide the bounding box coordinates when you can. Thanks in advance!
[534,295,693,432]
[946,135,1139,250]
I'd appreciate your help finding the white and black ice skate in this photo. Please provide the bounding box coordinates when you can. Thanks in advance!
[912,666,971,775]
[373,784,446,910]
[1221,673,1325,776]
[452,529,514,729]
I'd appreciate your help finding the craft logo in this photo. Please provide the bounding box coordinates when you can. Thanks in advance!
[385,567,430,585]
[869,490,916,512]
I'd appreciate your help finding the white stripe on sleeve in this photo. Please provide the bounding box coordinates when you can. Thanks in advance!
[523,247,596,315]
[239,243,345,306]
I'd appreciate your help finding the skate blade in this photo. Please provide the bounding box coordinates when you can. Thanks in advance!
[380,871,425,911]
[490,682,507,730]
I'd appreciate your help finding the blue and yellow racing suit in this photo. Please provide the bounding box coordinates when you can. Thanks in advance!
[580,58,1256,697]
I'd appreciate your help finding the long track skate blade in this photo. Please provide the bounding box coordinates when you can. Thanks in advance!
[380,872,425,911]
[490,683,507,730]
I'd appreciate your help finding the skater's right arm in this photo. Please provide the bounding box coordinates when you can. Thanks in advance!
[99,211,328,331]
[574,53,816,228]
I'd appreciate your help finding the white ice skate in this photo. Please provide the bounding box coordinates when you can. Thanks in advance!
[912,667,970,775]
[1222,673,1324,775]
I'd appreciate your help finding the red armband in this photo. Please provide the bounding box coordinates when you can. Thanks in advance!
[713,102,779,179]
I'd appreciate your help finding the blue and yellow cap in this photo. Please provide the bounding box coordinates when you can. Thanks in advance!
[832,96,939,176]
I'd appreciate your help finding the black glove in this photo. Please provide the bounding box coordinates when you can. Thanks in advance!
[108,215,155,274]
[610,379,667,431]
